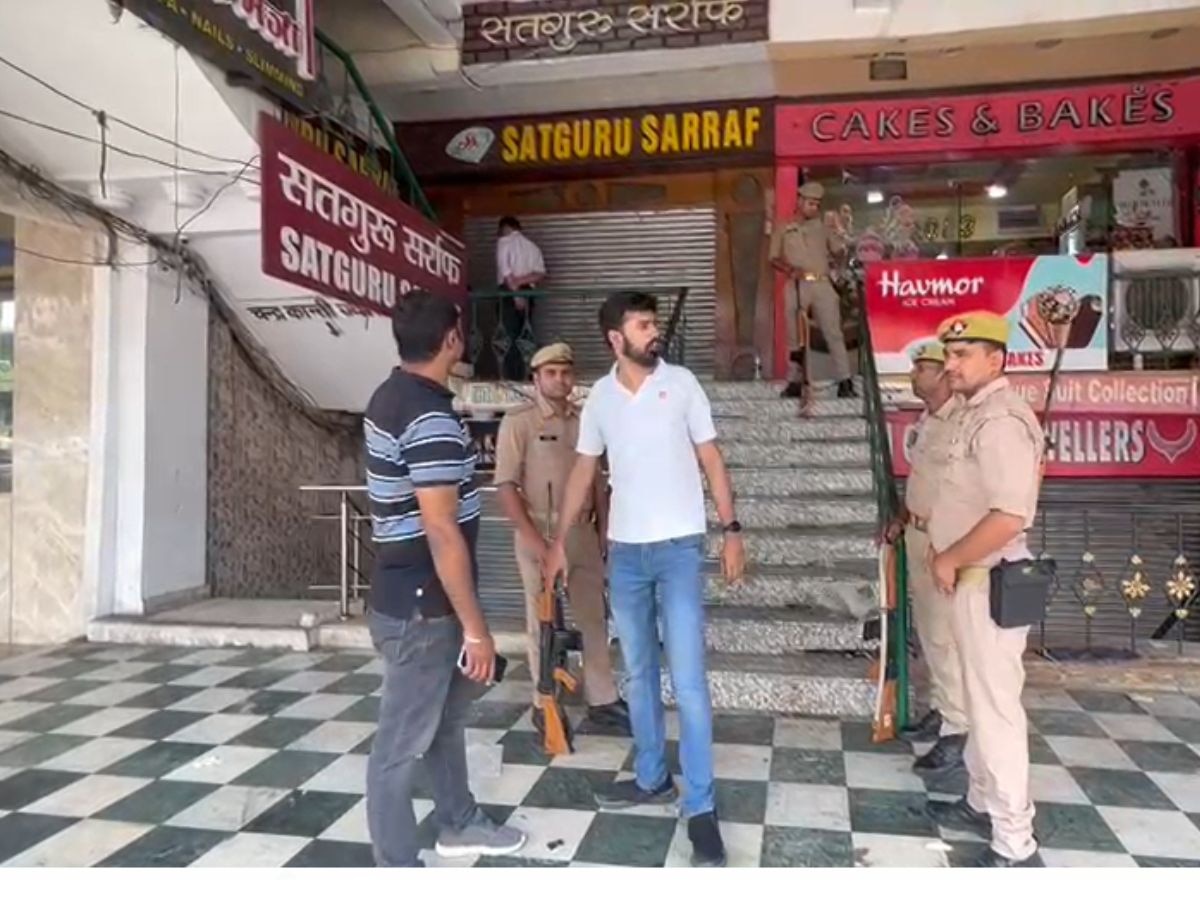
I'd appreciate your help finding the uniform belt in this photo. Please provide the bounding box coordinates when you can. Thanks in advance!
[957,566,990,588]
[795,273,828,283]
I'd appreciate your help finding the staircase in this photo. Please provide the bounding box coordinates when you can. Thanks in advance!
[696,380,881,718]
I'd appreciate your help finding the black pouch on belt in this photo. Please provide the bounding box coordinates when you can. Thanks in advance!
[988,558,1057,628]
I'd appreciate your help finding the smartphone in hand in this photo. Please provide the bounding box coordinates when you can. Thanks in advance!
[457,648,508,684]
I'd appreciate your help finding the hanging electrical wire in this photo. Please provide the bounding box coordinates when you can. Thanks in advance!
[0,53,261,169]
[0,108,260,183]
[0,145,353,435]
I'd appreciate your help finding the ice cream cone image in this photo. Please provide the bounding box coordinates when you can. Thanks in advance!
[1031,285,1081,349]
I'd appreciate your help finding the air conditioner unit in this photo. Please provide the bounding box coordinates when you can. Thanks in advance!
[1111,249,1200,355]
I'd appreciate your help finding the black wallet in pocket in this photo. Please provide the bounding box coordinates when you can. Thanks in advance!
[989,558,1057,628]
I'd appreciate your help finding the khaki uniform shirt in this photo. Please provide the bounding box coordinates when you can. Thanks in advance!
[770,217,843,277]
[905,395,962,521]
[928,377,1043,568]
[493,393,593,528]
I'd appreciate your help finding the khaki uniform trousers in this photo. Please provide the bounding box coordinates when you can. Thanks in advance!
[785,278,851,382]
[515,523,618,708]
[953,567,1037,862]
[905,528,968,736]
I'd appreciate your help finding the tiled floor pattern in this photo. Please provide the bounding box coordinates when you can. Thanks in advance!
[0,643,1198,867]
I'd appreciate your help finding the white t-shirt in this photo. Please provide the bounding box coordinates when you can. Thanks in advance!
[577,361,718,544]
[496,232,545,284]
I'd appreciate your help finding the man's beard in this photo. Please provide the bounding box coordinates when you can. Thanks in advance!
[623,339,662,368]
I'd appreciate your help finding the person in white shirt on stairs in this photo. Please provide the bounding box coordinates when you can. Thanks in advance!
[495,216,546,381]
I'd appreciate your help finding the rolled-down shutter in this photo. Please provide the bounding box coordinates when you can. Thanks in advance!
[465,209,718,379]
[1030,479,1200,650]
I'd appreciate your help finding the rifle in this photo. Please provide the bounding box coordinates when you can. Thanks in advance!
[870,541,899,743]
[536,486,583,755]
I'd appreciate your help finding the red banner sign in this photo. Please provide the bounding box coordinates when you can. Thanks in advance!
[777,75,1200,160]
[889,408,1200,478]
[260,113,466,312]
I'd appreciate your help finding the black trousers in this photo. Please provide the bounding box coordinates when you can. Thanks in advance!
[498,285,536,381]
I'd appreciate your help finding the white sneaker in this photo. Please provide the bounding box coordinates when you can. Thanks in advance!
[434,809,527,859]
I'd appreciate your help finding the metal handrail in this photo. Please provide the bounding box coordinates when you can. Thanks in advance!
[314,29,435,220]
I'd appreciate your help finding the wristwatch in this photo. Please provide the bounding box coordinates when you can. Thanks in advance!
[721,520,743,534]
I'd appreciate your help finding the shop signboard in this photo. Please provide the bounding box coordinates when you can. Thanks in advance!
[122,0,319,107]
[865,254,1109,374]
[777,75,1200,160]
[461,0,768,64]
[259,113,467,314]
[889,409,1200,478]
[397,99,773,181]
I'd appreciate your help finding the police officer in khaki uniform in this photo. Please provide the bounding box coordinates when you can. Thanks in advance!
[492,342,630,735]
[892,342,969,774]
[924,312,1043,868]
[770,181,856,399]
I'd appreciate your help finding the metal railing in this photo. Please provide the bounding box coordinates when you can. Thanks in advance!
[466,285,691,380]
[299,485,373,619]
[312,30,435,220]
[300,484,526,619]
[857,291,910,730]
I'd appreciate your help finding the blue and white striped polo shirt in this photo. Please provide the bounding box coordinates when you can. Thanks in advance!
[363,368,480,618]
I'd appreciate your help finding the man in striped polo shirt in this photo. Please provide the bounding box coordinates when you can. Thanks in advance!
[363,290,525,867]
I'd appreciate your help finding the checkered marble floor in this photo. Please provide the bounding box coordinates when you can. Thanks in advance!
[1,642,1199,868]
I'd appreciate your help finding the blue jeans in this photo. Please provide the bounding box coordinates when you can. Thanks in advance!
[607,534,714,818]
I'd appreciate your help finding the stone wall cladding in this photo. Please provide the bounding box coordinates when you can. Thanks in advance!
[462,0,769,64]
[207,308,362,598]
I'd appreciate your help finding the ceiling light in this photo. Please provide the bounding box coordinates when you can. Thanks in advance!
[986,184,1008,200]
[867,190,884,204]
[936,252,949,260]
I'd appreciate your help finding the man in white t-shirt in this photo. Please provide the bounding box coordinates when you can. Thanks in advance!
[494,216,546,381]
[544,291,745,867]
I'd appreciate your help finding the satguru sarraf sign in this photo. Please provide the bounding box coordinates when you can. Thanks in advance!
[462,0,768,63]
[259,113,466,315]
[399,99,772,180]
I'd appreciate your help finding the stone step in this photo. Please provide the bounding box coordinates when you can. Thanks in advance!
[705,606,870,655]
[721,440,871,468]
[712,396,863,420]
[730,467,873,497]
[716,417,868,444]
[707,496,876,529]
[706,527,876,567]
[690,652,877,717]
[705,562,879,620]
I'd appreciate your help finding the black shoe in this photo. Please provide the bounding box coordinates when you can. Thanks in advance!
[913,733,967,775]
[789,349,807,366]
[837,379,858,398]
[587,699,631,735]
[926,796,991,837]
[595,776,677,810]
[780,381,803,399]
[687,811,727,867]
[899,709,943,742]
[969,847,1042,868]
